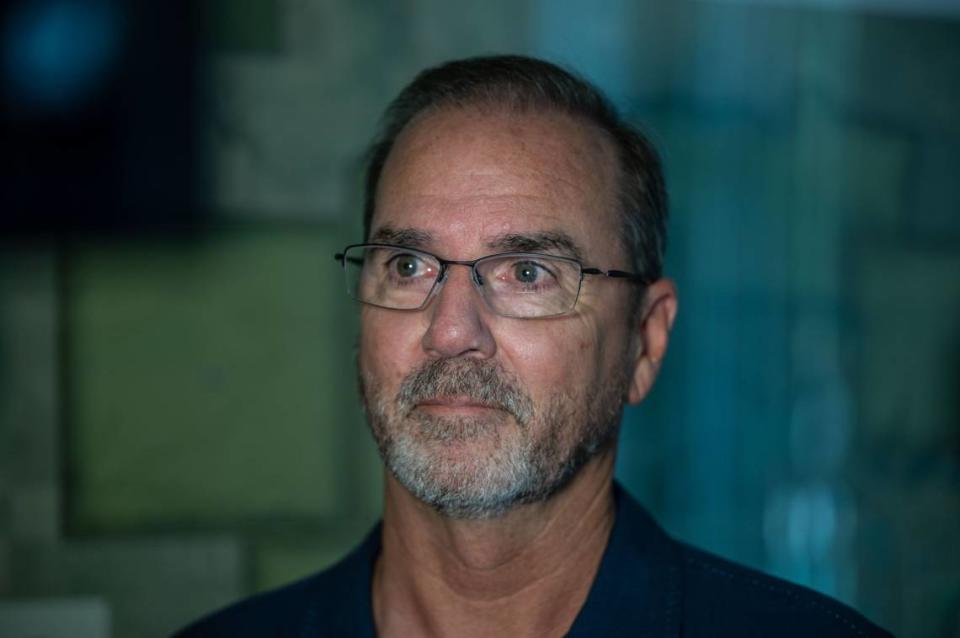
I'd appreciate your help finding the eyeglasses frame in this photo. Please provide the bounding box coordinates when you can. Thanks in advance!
[334,242,649,318]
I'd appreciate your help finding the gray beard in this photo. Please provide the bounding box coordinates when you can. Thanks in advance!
[360,357,627,519]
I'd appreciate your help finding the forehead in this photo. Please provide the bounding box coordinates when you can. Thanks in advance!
[372,106,621,259]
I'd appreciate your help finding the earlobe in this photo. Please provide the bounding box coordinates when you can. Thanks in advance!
[626,279,677,405]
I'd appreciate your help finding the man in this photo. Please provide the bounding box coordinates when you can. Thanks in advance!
[177,55,890,637]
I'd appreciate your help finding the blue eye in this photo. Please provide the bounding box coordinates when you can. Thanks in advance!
[513,261,541,283]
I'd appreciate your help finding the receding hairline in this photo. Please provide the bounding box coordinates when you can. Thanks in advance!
[369,103,627,258]
[366,69,626,225]
[374,102,622,203]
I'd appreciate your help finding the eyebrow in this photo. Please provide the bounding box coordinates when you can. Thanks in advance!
[369,225,434,249]
[487,231,584,262]
[369,225,585,262]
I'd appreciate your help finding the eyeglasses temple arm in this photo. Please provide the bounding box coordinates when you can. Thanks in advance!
[582,267,650,284]
[334,254,365,266]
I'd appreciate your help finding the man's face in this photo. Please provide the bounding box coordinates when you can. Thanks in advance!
[358,107,639,518]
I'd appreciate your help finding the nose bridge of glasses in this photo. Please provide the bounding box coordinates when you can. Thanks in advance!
[428,260,490,316]
[437,258,485,287]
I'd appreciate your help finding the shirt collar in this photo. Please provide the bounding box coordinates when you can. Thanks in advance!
[340,481,681,638]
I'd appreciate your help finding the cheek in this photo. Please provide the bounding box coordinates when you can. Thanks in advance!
[359,311,423,389]
[499,322,603,396]
[572,293,636,369]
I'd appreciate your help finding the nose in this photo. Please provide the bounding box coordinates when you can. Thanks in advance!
[421,264,497,359]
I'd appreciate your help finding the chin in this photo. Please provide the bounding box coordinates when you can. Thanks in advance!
[383,425,526,518]
[380,418,598,520]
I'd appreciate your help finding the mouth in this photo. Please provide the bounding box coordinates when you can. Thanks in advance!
[415,396,504,415]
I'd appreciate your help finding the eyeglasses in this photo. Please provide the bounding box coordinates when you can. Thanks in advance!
[334,243,648,319]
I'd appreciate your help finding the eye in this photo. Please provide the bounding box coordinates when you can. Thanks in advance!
[391,253,423,277]
[482,255,564,293]
[512,261,542,283]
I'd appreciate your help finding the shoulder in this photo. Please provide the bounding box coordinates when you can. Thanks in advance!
[674,541,892,638]
[173,527,379,638]
[605,485,892,637]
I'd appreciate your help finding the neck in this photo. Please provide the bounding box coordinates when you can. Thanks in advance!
[372,454,616,638]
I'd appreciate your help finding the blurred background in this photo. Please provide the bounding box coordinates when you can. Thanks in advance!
[1,0,958,636]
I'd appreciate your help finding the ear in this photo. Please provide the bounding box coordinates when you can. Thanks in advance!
[627,278,677,405]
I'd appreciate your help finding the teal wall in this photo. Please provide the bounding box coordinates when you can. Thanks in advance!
[1,2,958,636]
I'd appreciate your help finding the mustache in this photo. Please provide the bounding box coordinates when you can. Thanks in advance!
[396,358,534,425]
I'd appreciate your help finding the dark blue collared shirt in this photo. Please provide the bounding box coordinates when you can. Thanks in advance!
[175,484,892,637]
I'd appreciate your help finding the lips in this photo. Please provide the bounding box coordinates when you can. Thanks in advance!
[417,396,501,409]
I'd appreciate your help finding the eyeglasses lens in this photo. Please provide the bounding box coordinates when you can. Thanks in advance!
[342,246,582,318]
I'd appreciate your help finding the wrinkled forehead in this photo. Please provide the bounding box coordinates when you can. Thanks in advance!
[371,106,623,261]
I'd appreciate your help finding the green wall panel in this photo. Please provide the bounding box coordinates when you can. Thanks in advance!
[68,229,360,531]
